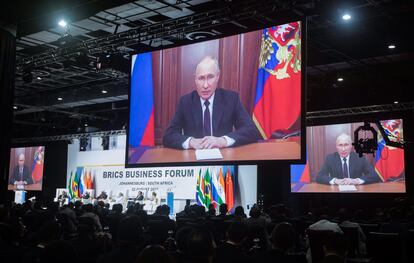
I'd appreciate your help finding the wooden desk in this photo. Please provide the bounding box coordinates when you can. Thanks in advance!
[7,183,42,191]
[131,140,301,164]
[291,181,406,193]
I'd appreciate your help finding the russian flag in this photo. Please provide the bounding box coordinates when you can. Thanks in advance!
[375,139,404,182]
[31,149,44,183]
[290,151,310,184]
[253,22,302,139]
[128,52,155,162]
[76,167,84,197]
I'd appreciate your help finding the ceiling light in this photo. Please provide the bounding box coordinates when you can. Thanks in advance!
[84,123,88,127]
[394,101,399,104]
[13,106,18,110]
[37,76,42,80]
[58,19,67,27]
[388,44,396,49]
[57,97,63,101]
[342,14,351,20]
[102,90,108,94]
[337,77,344,82]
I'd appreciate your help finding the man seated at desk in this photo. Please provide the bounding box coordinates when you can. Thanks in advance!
[115,192,125,204]
[57,190,69,205]
[162,56,260,150]
[9,153,33,187]
[134,191,144,202]
[97,191,108,200]
[316,133,381,185]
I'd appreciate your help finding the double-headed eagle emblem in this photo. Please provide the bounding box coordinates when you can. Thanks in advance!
[259,22,301,80]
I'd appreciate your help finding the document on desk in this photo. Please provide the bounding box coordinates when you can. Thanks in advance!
[338,185,357,192]
[195,148,223,160]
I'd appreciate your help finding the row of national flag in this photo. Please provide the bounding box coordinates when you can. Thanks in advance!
[68,167,94,199]
[196,166,235,212]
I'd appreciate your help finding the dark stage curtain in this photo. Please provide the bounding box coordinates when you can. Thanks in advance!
[0,29,16,200]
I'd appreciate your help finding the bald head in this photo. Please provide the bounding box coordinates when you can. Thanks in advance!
[336,133,352,144]
[195,56,220,75]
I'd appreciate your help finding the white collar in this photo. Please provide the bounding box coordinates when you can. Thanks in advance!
[200,93,215,107]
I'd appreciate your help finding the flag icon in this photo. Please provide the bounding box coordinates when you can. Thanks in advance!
[196,169,205,206]
[253,22,302,139]
[31,146,44,183]
[375,120,405,181]
[225,167,234,212]
[128,52,155,163]
[291,150,310,183]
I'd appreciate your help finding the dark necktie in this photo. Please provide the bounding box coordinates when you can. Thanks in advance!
[203,100,211,136]
[20,168,23,181]
[342,158,349,178]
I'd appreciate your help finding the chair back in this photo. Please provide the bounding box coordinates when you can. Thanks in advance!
[340,226,359,257]
[407,230,414,263]
[359,223,379,236]
[367,231,402,263]
[306,229,334,263]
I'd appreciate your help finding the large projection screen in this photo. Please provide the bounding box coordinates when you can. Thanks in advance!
[291,119,405,193]
[127,20,305,167]
[8,146,45,191]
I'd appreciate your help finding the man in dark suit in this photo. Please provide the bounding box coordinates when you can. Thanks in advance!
[97,191,108,200]
[9,153,33,185]
[135,191,144,201]
[163,56,260,149]
[316,133,381,185]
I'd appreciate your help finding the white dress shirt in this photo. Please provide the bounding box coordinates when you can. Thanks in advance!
[329,155,364,185]
[182,93,235,149]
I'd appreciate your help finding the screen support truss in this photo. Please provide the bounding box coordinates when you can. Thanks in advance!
[306,101,414,120]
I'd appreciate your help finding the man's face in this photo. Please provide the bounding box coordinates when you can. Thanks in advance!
[336,138,352,158]
[195,59,220,100]
[18,155,25,167]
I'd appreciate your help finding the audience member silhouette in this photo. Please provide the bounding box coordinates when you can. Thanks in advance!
[214,221,250,263]
[136,244,172,263]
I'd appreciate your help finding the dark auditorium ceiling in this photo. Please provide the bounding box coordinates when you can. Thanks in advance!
[1,0,413,139]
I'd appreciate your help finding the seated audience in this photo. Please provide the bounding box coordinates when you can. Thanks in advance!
[80,203,102,231]
[214,221,250,263]
[233,206,247,219]
[98,216,144,263]
[187,229,216,263]
[321,232,347,263]
[137,244,172,263]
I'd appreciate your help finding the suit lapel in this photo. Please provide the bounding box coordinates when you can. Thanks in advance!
[191,93,203,137]
[335,153,343,178]
[212,89,224,136]
[349,152,356,178]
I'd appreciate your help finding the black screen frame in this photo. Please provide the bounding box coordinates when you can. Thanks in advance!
[291,111,408,194]
[7,144,46,192]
